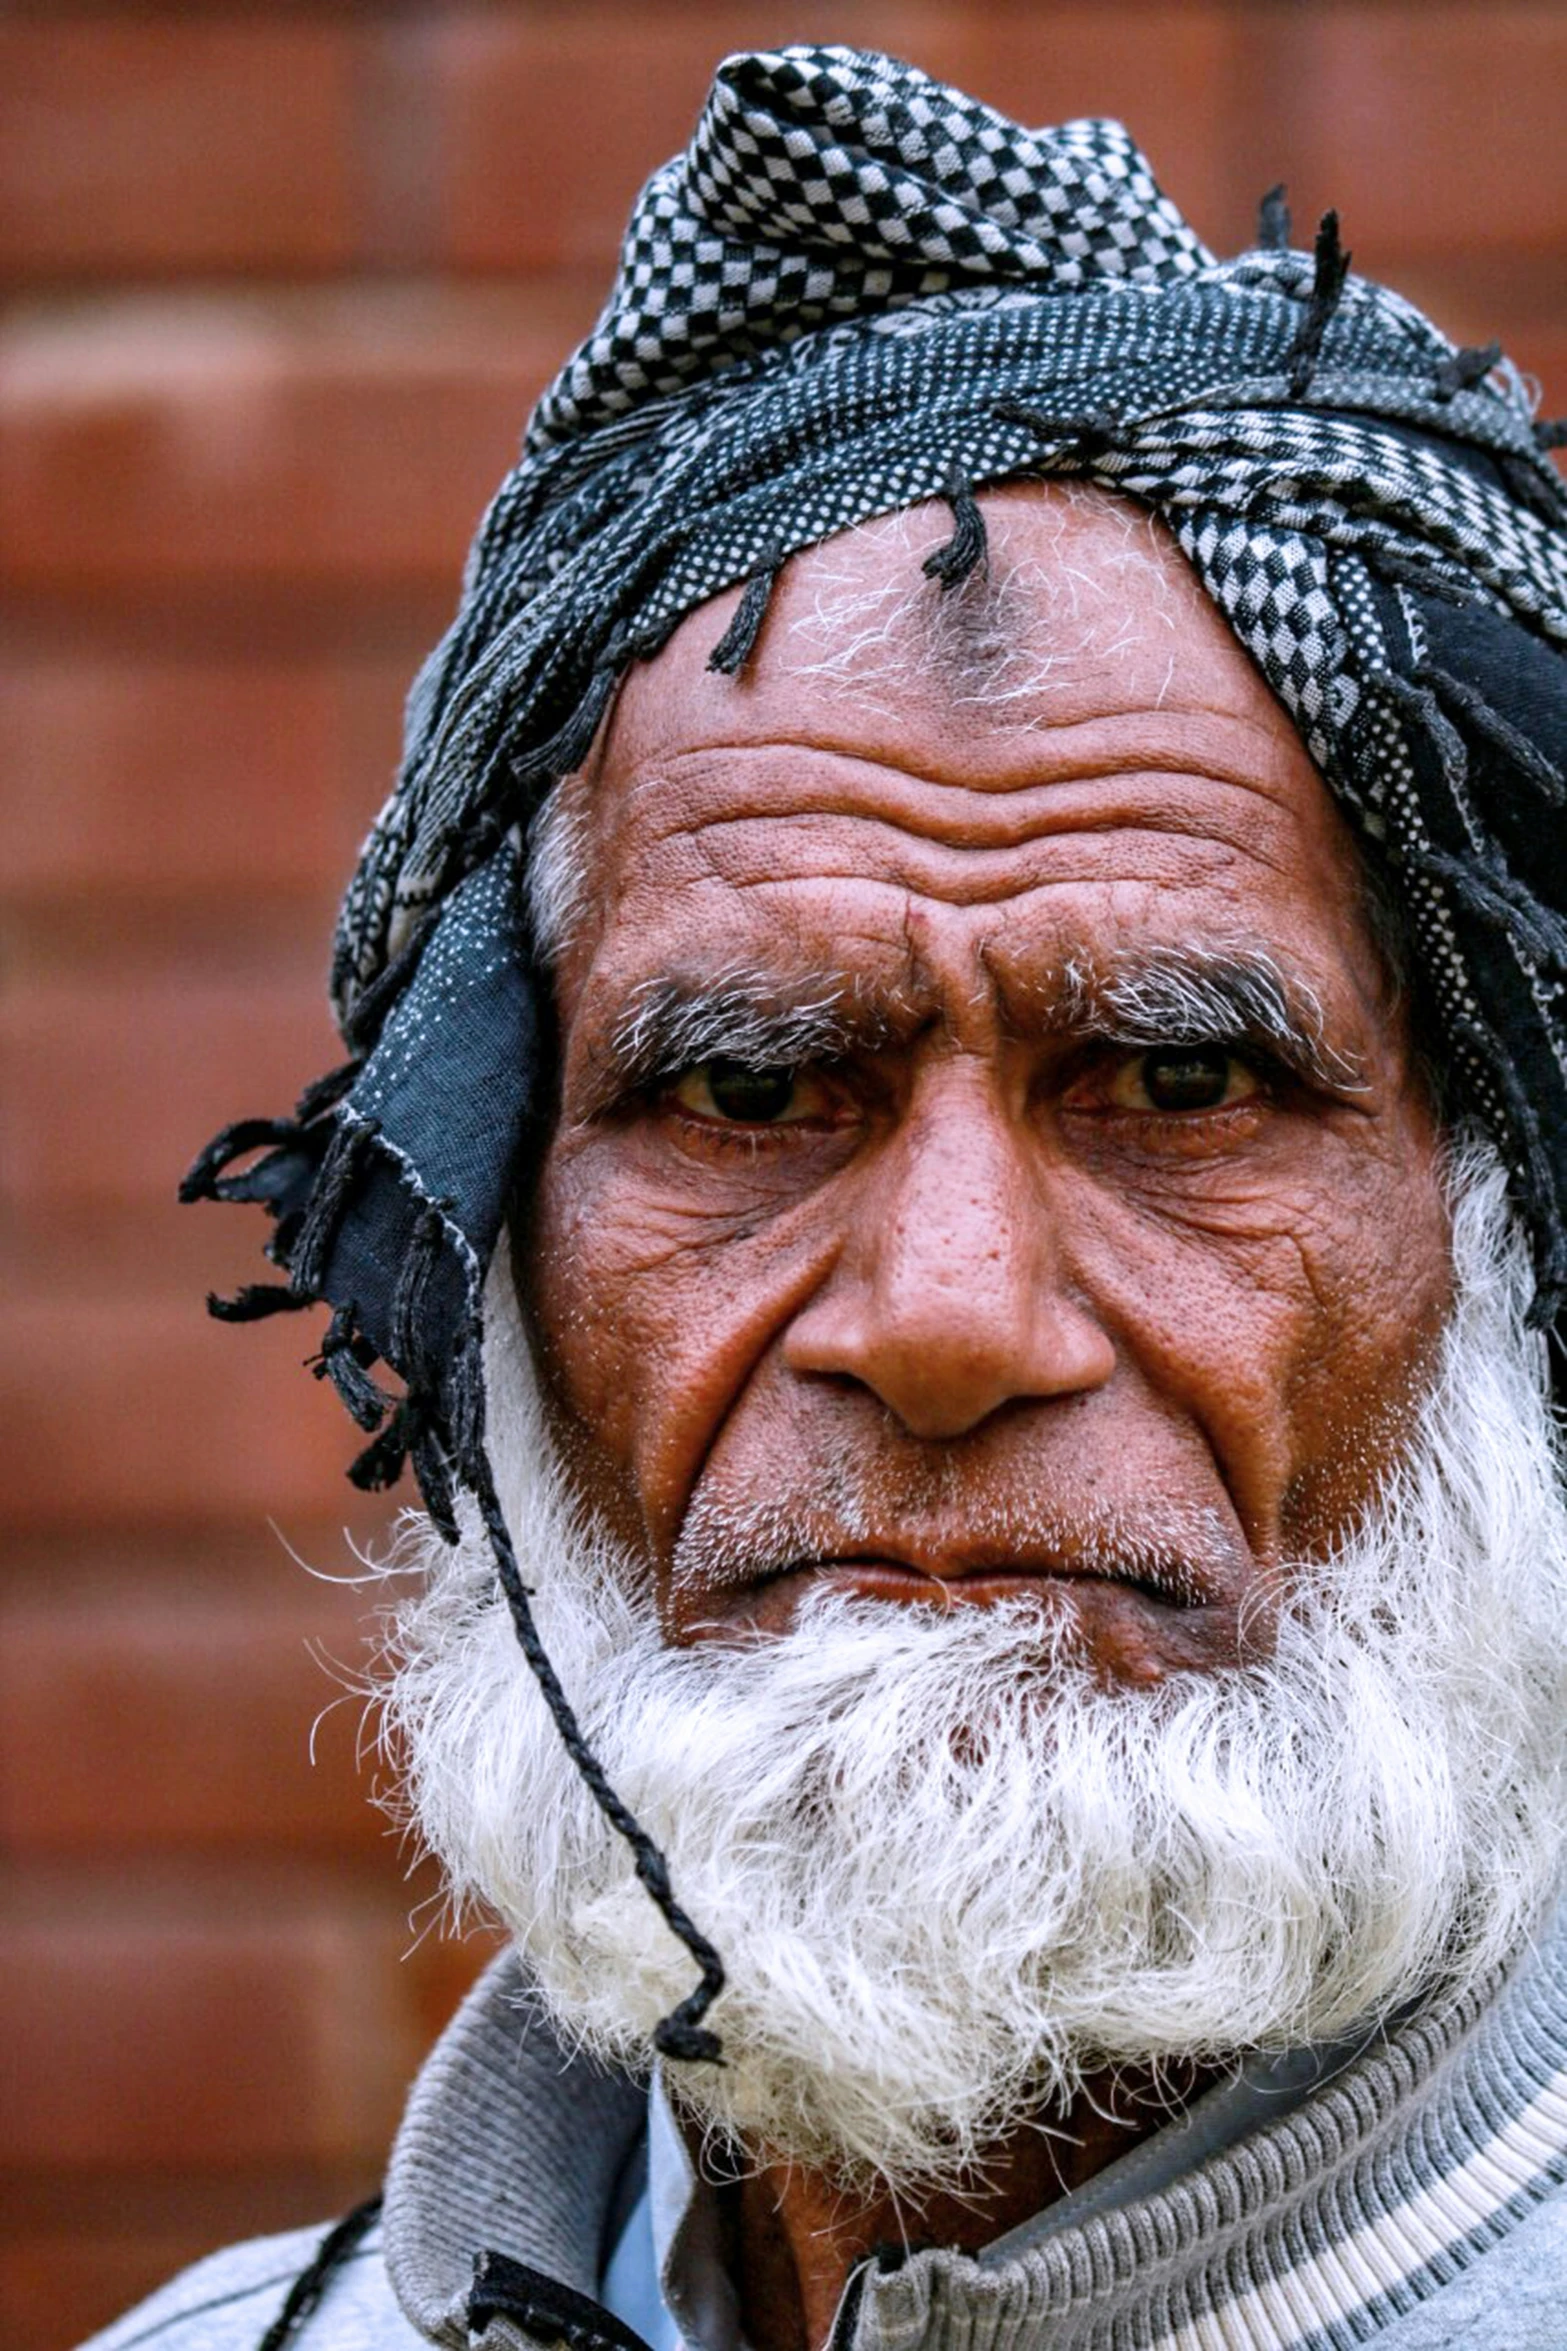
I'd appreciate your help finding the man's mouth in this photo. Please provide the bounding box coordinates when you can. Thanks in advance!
[698,1548,1252,1679]
[666,1492,1263,1672]
[761,1545,1219,1612]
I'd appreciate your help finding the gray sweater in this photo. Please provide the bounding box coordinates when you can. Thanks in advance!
[84,1900,1567,2351]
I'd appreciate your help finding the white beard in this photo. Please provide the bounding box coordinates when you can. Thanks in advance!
[377,1141,1567,2197]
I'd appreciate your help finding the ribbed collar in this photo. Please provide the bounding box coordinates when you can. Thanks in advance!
[383,1898,1567,2351]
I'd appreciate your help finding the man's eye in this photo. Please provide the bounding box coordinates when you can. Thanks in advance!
[1110,1048,1260,1114]
[671,1059,826,1125]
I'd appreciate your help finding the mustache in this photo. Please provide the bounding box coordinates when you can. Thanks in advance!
[670,1476,1251,1611]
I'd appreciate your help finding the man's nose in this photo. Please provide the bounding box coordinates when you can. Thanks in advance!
[783,1070,1116,1439]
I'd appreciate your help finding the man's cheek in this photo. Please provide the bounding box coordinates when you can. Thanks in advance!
[1276,1224,1452,1547]
[1071,1192,1399,1551]
[530,1145,820,1492]
[1136,1191,1448,1556]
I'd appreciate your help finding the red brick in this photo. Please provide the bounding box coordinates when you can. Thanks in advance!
[0,1193,327,1313]
[0,1980,487,2351]
[409,5,1239,272]
[0,1294,374,1529]
[0,653,396,909]
[1,1192,319,1316]
[1230,6,1567,271]
[0,974,339,1206]
[0,21,359,279]
[0,1911,422,2169]
[0,285,596,599]
[0,967,426,1531]
[0,1578,391,1856]
[388,6,833,272]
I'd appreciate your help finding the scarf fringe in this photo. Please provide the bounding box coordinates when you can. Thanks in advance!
[921,470,989,591]
[707,547,787,675]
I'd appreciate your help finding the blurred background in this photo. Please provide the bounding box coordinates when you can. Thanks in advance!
[2,5,1564,2345]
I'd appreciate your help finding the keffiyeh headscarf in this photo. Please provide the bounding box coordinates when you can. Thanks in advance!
[185,47,1567,2057]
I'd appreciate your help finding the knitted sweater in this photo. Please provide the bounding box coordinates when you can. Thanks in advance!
[83,1899,1567,2351]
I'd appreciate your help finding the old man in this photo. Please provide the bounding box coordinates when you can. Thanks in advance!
[96,45,1567,2351]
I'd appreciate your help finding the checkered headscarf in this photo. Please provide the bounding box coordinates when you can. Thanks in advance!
[186,46,1567,2060]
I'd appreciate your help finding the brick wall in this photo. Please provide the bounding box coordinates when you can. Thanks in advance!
[3,8,1563,2346]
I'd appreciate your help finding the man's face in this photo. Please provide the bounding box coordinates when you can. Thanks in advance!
[528,483,1451,1682]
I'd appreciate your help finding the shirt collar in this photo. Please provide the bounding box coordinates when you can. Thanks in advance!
[638,2039,1368,2350]
[648,2065,743,2351]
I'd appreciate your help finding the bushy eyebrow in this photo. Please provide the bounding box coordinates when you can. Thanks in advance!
[1049,948,1366,1093]
[585,971,879,1113]
[582,945,1363,1115]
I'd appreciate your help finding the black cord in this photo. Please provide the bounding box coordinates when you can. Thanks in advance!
[469,1449,727,2063]
[255,2193,383,2351]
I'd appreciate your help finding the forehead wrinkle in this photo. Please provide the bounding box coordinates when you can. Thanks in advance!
[614,713,1309,828]
[639,820,1288,933]
[615,768,1314,912]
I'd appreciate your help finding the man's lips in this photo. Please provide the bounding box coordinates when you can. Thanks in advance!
[665,1489,1263,1671]
[754,1546,1221,1612]
[706,1550,1251,1677]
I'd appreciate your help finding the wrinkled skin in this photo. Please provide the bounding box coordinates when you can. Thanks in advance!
[522,484,1453,2346]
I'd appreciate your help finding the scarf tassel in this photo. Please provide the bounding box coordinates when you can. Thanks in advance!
[922,470,989,591]
[1433,340,1502,404]
[1417,660,1566,806]
[1288,210,1352,398]
[309,1302,391,1434]
[1377,667,1567,1321]
[707,548,786,675]
[991,395,1117,459]
[1256,182,1291,252]
[205,1281,313,1324]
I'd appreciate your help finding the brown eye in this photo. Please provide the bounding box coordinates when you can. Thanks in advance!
[1113,1048,1258,1113]
[674,1059,824,1124]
